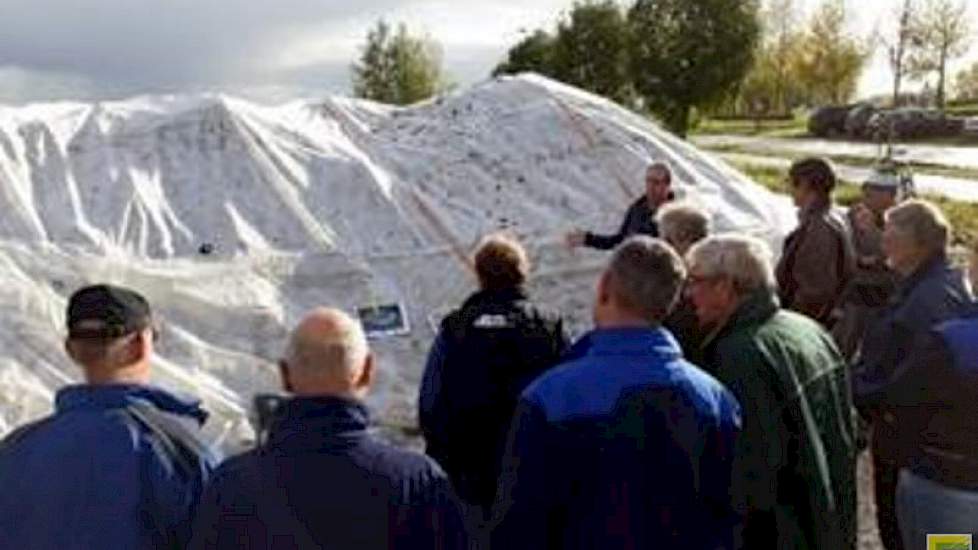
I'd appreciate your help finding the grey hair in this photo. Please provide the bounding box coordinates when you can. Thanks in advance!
[607,236,686,322]
[685,234,777,296]
[655,201,711,250]
[885,199,950,255]
[284,309,369,380]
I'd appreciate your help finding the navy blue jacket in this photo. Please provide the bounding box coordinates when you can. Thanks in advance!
[190,396,466,550]
[492,327,742,549]
[419,287,567,509]
[854,254,971,406]
[860,306,978,489]
[0,384,218,550]
[585,197,659,250]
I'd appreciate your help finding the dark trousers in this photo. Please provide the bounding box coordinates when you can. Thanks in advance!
[872,416,905,550]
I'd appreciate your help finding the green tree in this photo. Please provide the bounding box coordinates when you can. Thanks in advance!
[351,20,446,105]
[627,0,762,137]
[718,0,804,118]
[953,61,978,102]
[765,0,801,114]
[793,0,869,105]
[492,30,557,77]
[907,0,972,111]
[551,1,634,105]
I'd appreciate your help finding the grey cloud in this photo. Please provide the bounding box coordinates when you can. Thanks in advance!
[0,0,410,94]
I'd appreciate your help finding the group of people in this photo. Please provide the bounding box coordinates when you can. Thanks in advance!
[0,158,974,549]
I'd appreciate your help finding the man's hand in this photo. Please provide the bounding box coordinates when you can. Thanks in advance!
[564,229,586,249]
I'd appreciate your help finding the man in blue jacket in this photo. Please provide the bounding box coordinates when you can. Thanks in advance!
[492,236,742,549]
[0,284,218,549]
[190,308,466,549]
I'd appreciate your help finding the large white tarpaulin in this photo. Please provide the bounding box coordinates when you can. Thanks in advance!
[0,74,794,450]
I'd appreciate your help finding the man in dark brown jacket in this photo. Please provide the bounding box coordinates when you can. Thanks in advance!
[776,157,855,327]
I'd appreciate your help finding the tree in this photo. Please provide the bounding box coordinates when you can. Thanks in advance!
[550,1,634,105]
[351,20,446,105]
[793,0,869,105]
[766,0,801,114]
[878,0,918,106]
[628,0,762,137]
[493,30,556,77]
[953,61,978,102]
[907,0,972,111]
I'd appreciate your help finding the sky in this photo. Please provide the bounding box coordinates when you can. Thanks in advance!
[0,0,976,105]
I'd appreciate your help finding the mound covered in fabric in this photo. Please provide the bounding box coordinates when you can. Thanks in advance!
[0,74,793,450]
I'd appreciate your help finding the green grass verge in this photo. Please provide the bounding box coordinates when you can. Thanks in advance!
[732,161,978,247]
[692,116,808,138]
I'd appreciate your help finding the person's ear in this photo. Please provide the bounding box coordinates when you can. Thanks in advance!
[278,360,294,393]
[355,353,375,393]
[64,339,77,362]
[123,330,150,365]
[597,271,613,306]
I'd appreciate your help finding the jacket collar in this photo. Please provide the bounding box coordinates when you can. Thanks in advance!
[267,396,371,451]
[710,290,780,344]
[798,198,831,222]
[897,253,949,298]
[564,326,682,362]
[462,286,528,309]
[55,383,209,425]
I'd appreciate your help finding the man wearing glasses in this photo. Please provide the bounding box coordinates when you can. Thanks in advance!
[566,162,675,250]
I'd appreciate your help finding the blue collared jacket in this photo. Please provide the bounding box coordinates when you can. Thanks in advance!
[492,327,742,549]
[0,384,218,550]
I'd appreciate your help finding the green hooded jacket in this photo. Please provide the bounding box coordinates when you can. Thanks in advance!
[701,290,858,550]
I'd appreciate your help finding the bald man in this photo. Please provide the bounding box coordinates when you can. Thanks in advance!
[190,309,466,550]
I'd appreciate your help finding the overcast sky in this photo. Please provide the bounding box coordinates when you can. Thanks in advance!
[1,0,976,105]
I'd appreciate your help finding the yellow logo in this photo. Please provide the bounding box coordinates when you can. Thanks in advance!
[928,534,973,550]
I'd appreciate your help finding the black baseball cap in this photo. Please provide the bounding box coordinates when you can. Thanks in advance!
[66,284,153,339]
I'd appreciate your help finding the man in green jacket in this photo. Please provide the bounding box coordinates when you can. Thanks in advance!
[686,234,858,550]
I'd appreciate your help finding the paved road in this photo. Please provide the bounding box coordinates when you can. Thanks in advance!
[716,152,978,203]
[693,134,978,171]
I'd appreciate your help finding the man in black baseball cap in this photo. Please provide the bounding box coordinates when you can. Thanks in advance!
[0,283,219,549]
[66,284,153,338]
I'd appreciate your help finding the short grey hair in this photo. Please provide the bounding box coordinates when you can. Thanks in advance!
[686,234,777,296]
[656,202,711,249]
[885,199,950,255]
[284,308,369,380]
[607,236,686,322]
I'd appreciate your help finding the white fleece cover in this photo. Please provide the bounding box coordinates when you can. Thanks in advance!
[0,74,794,451]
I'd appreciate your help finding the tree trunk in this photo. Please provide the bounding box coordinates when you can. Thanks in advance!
[937,45,948,112]
[671,103,691,139]
[893,61,903,108]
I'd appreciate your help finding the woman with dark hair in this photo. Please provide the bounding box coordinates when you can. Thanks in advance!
[775,157,855,327]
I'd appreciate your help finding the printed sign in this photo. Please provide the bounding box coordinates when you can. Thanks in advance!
[357,303,411,338]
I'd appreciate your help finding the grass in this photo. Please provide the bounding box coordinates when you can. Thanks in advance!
[947,101,978,117]
[732,161,978,247]
[692,116,809,137]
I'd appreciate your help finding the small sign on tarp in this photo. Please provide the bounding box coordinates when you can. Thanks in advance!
[357,303,410,338]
